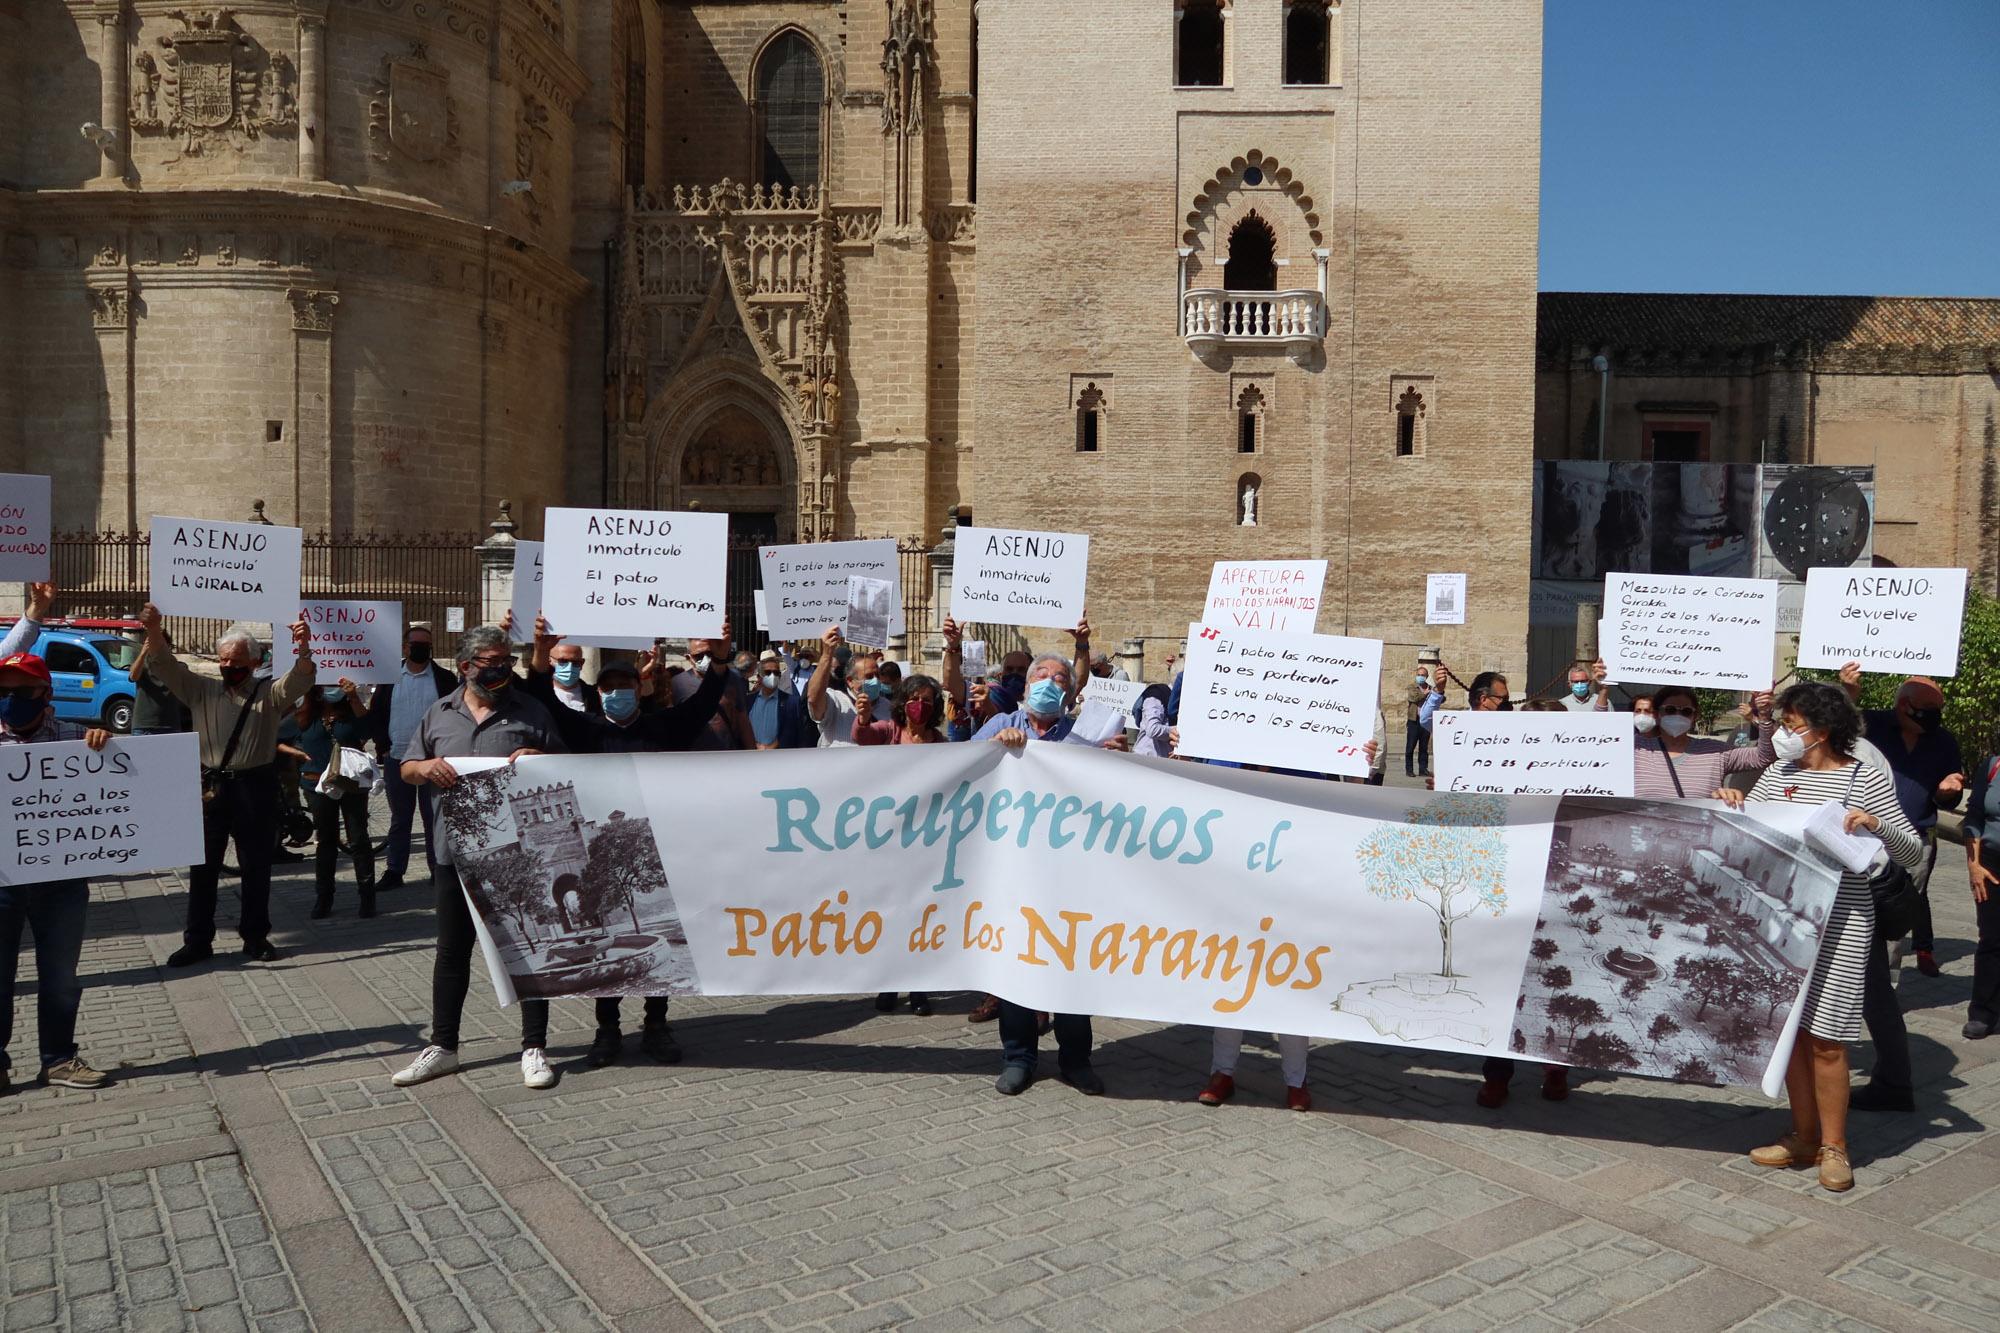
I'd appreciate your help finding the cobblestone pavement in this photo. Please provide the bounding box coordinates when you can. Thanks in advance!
[5,800,2000,1332]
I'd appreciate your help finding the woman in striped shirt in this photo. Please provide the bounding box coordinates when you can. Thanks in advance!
[1714,682,1922,1192]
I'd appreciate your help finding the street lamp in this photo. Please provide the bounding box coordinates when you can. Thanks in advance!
[1591,354,1611,461]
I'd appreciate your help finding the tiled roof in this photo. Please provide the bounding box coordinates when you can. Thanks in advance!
[1537,293,2000,351]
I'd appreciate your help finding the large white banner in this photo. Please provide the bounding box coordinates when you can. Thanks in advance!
[440,747,1844,1095]
[1174,623,1382,777]
[759,539,905,640]
[271,599,403,685]
[1,733,203,885]
[949,527,1090,629]
[1602,573,1778,690]
[148,516,302,622]
[541,507,728,640]
[1797,567,1968,677]
[0,474,52,582]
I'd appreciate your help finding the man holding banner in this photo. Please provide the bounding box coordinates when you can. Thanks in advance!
[140,605,315,967]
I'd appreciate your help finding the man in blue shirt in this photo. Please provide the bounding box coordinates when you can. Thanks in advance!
[748,649,808,748]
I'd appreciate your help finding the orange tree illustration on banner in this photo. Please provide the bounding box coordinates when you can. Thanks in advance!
[1355,794,1509,978]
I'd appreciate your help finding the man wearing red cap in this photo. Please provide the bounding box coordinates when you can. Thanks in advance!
[0,650,113,1094]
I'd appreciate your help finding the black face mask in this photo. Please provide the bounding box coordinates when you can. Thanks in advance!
[1910,707,1943,733]
[406,642,432,664]
[219,665,252,688]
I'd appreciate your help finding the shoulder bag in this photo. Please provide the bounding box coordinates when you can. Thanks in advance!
[201,679,266,803]
[1842,762,1918,943]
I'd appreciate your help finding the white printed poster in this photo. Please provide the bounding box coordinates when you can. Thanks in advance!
[1432,710,1635,797]
[0,473,52,582]
[1174,622,1383,777]
[1602,574,1778,690]
[272,599,404,686]
[1,733,204,886]
[1203,561,1327,633]
[512,538,665,651]
[1796,567,1968,676]
[148,516,302,622]
[1426,573,1468,626]
[949,527,1090,629]
[961,640,989,682]
[759,540,904,640]
[844,576,894,649]
[541,508,729,641]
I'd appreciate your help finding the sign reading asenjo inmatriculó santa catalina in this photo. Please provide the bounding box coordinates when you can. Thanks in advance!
[949,527,1091,629]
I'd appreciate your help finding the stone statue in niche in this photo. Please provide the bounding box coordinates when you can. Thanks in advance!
[1239,479,1259,527]
[133,53,162,126]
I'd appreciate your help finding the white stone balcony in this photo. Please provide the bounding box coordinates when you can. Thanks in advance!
[1182,288,1325,362]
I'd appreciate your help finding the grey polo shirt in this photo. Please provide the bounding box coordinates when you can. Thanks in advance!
[406,686,566,864]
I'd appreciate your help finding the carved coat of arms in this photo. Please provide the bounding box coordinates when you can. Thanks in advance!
[130,8,295,156]
[369,45,462,164]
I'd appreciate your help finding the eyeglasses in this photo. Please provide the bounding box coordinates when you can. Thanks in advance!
[0,685,46,701]
[469,654,516,668]
[1659,706,1696,718]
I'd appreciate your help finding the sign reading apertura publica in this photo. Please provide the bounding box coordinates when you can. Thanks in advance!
[440,747,1843,1096]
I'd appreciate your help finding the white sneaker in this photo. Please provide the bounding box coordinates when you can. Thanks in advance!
[391,1045,459,1088]
[521,1048,556,1090]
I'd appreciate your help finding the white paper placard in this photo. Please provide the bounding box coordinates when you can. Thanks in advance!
[1796,567,1968,676]
[949,527,1090,629]
[541,508,728,641]
[0,474,53,582]
[1602,574,1778,690]
[759,540,904,640]
[1,733,204,886]
[961,640,988,681]
[1426,573,1468,626]
[1431,710,1635,797]
[1081,676,1143,714]
[445,606,466,633]
[513,538,664,650]
[1061,698,1129,747]
[844,575,894,648]
[1203,560,1327,633]
[753,589,769,633]
[148,516,302,622]
[1174,622,1383,776]
[271,599,404,685]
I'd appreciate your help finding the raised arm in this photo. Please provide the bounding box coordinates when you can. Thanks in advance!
[136,602,201,701]
[0,582,54,657]
[1721,691,1777,773]
[274,619,316,710]
[1066,613,1091,709]
[940,617,966,710]
[806,625,841,723]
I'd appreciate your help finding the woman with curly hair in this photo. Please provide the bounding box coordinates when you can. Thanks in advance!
[1715,681,1922,1191]
[855,673,945,1016]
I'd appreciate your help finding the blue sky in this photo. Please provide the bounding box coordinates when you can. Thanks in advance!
[1540,0,2000,296]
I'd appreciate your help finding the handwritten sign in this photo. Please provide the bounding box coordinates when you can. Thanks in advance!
[1174,622,1383,777]
[1426,573,1468,626]
[1,733,203,886]
[541,507,728,641]
[272,599,403,686]
[1432,711,1634,797]
[148,516,302,622]
[950,527,1090,629]
[1081,676,1143,715]
[1797,567,1968,676]
[844,575,893,648]
[0,474,52,582]
[1602,574,1778,690]
[759,540,904,640]
[1203,560,1326,633]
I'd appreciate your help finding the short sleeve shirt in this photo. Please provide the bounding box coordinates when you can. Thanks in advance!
[407,687,566,864]
[816,687,858,748]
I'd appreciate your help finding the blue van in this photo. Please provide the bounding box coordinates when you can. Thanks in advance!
[2,620,144,731]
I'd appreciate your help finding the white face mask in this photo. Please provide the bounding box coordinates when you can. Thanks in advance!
[1772,727,1812,762]
[1632,714,1657,735]
[760,672,780,690]
[1658,715,1694,739]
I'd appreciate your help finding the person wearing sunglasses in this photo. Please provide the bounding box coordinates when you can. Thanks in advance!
[1618,684,1775,803]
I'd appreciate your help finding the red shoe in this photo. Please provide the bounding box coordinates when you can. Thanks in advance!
[1475,1079,1509,1108]
[1286,1085,1312,1112]
[1035,1012,1053,1036]
[1542,1068,1570,1102]
[1197,1073,1235,1106]
[1917,950,1941,978]
[966,995,1001,1023]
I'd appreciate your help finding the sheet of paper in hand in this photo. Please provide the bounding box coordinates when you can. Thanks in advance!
[961,640,988,681]
[1082,677,1143,714]
[1174,622,1383,777]
[0,473,52,582]
[271,600,404,685]
[510,540,655,650]
[149,515,302,622]
[1061,698,1128,747]
[1,733,204,886]
[1204,560,1327,633]
[1432,709,1634,797]
[1796,567,1968,677]
[759,540,904,640]
[1601,573,1778,690]
[843,575,894,648]
[949,527,1090,629]
[1426,573,1468,626]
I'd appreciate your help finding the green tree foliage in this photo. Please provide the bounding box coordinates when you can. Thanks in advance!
[1357,794,1509,977]
[1796,587,2000,762]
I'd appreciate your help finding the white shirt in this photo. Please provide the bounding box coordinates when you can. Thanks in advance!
[816,688,859,748]
[386,661,441,752]
[1559,690,1598,712]
[552,682,589,713]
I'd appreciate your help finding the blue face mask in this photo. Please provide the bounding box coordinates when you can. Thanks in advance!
[1571,681,1591,699]
[863,679,885,702]
[552,662,580,686]
[320,686,347,703]
[1416,675,1429,687]
[602,689,639,722]
[0,693,47,731]
[1026,678,1066,718]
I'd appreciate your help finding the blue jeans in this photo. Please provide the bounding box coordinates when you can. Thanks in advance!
[0,878,89,1074]
[997,999,1092,1071]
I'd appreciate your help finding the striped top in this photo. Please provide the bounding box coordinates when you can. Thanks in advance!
[1747,758,1924,871]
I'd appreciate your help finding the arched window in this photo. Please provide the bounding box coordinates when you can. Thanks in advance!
[1224,212,1277,291]
[1076,383,1105,453]
[1236,385,1264,453]
[1397,386,1427,457]
[756,32,823,192]
[1176,2,1226,88]
[1284,2,1332,86]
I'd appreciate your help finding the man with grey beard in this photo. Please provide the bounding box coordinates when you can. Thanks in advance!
[392,624,567,1092]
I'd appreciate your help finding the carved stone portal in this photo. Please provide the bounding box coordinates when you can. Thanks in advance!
[369,44,461,164]
[130,9,296,157]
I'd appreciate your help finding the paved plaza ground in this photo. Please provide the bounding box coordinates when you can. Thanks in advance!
[6,785,2000,1332]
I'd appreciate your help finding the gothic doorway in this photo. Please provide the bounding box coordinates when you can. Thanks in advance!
[675,403,795,542]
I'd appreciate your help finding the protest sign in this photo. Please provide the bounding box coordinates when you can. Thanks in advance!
[1203,560,1326,633]
[949,527,1090,629]
[148,516,302,622]
[441,747,1840,1094]
[1432,710,1634,797]
[1174,623,1382,777]
[753,590,769,633]
[0,473,52,582]
[844,576,894,648]
[1081,676,1143,714]
[759,540,904,640]
[540,507,728,641]
[1796,567,1968,676]
[445,607,466,633]
[270,599,404,685]
[1426,573,1468,626]
[1602,573,1778,690]
[514,537,675,650]
[1,733,203,886]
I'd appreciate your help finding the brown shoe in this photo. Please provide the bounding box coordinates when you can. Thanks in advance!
[1541,1067,1570,1101]
[1749,1133,1820,1169]
[1475,1079,1509,1109]
[1285,1085,1312,1112]
[1817,1144,1854,1192]
[1196,1073,1235,1106]
[966,995,1002,1024]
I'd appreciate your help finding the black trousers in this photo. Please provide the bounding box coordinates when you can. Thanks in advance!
[1861,933,1913,1094]
[1970,875,2000,1026]
[594,997,670,1030]
[1405,720,1430,775]
[998,1000,1091,1071]
[431,870,548,1051]
[309,789,375,900]
[187,768,279,947]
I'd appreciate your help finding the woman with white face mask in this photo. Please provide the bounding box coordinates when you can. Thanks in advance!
[1625,685,1776,801]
